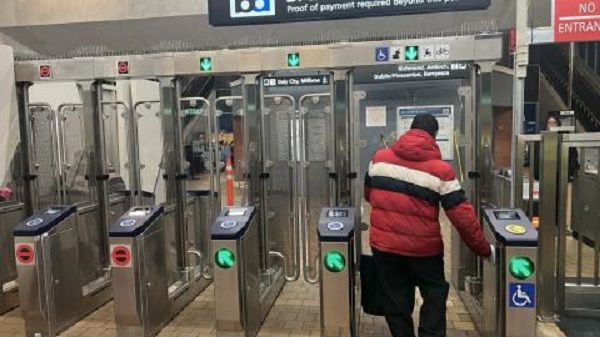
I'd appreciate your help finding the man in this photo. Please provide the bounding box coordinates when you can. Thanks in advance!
[364,114,491,337]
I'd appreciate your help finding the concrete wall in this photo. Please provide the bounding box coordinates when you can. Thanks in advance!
[0,46,19,195]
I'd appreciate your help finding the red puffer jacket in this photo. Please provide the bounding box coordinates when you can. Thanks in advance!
[365,129,491,257]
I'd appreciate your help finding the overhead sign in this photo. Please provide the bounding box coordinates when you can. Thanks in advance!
[110,245,132,268]
[509,283,535,308]
[15,243,35,266]
[209,0,491,26]
[354,62,472,84]
[263,75,330,87]
[554,0,600,42]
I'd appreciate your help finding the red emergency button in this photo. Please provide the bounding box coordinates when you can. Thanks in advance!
[15,243,35,265]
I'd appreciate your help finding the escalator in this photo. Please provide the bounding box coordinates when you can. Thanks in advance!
[531,44,600,131]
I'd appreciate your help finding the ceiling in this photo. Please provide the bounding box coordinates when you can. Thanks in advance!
[0,1,525,59]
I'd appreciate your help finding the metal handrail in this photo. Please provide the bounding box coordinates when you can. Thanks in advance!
[298,93,331,284]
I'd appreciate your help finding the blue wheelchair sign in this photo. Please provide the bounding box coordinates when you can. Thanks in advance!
[375,47,389,62]
[508,283,535,308]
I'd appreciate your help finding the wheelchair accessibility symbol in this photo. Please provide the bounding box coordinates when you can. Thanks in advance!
[375,47,389,62]
[509,283,535,308]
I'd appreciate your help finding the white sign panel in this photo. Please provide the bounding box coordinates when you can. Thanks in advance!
[397,105,455,160]
[366,106,387,127]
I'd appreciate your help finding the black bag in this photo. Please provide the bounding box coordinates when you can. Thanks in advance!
[360,254,390,316]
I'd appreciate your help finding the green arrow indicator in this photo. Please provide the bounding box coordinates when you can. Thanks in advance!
[200,57,213,72]
[324,251,346,273]
[287,53,300,68]
[509,256,535,280]
[404,46,419,61]
[215,248,235,269]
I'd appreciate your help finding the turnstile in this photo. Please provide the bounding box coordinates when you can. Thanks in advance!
[14,205,112,337]
[211,206,266,337]
[110,206,169,336]
[318,207,359,337]
[481,208,538,337]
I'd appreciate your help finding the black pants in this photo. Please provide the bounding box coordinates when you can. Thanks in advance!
[373,248,449,337]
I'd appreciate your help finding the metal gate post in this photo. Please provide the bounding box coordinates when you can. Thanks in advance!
[242,74,268,272]
[16,82,35,216]
[330,70,351,206]
[159,77,188,270]
[537,132,559,321]
[83,80,111,266]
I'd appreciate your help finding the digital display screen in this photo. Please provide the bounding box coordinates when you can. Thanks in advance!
[45,208,61,215]
[327,210,348,218]
[494,211,520,220]
[227,208,246,217]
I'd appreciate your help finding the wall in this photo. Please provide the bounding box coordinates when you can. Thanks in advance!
[0,46,19,198]
[29,82,81,107]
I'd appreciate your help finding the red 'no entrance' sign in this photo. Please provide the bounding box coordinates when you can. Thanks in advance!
[110,245,132,268]
[554,0,600,42]
[117,61,129,75]
[39,65,52,79]
[15,243,35,266]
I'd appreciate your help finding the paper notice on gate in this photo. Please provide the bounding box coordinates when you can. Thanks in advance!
[366,106,387,127]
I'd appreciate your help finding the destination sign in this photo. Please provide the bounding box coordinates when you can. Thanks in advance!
[354,61,472,83]
[263,75,330,87]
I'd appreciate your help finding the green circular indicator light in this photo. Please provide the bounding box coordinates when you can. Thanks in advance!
[509,256,535,280]
[215,248,235,269]
[324,251,346,273]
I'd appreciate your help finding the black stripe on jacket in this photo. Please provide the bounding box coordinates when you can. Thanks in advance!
[366,176,440,204]
[441,190,467,210]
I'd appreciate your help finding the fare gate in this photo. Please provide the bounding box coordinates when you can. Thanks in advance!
[211,207,261,337]
[14,205,112,337]
[109,206,170,337]
[318,207,358,337]
[481,209,537,337]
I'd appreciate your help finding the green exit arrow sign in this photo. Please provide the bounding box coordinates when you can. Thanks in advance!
[287,53,300,68]
[200,57,213,71]
[404,46,419,61]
